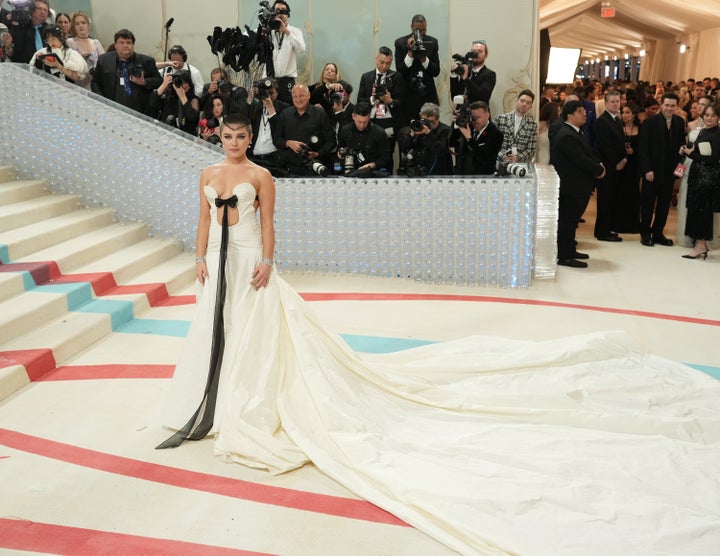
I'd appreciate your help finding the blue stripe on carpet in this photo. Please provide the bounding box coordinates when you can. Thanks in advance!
[0,244,8,264]
[34,282,94,310]
[340,334,436,354]
[686,363,720,380]
[76,299,136,330]
[117,318,191,337]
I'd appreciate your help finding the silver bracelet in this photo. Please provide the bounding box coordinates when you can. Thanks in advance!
[195,256,206,264]
[261,257,274,266]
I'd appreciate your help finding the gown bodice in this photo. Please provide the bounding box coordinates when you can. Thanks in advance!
[204,183,262,251]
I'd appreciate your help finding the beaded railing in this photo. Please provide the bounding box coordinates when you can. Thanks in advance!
[0,64,558,286]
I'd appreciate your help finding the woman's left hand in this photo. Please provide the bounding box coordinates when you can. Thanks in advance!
[251,263,272,290]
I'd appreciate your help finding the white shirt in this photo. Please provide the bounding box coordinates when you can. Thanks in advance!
[269,25,305,78]
[28,46,89,82]
[253,108,277,156]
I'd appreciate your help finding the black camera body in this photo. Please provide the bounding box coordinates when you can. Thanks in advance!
[375,80,389,98]
[298,145,329,177]
[7,0,32,26]
[454,104,472,128]
[172,75,185,88]
[128,65,144,78]
[410,118,429,132]
[258,0,286,31]
[254,78,273,99]
[328,89,345,104]
[399,150,426,177]
[410,29,427,55]
[451,51,479,76]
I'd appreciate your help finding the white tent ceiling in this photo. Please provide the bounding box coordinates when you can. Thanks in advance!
[539,0,720,60]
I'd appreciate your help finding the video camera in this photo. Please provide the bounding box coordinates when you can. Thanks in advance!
[451,51,479,76]
[258,0,285,31]
[5,0,33,26]
[411,29,427,55]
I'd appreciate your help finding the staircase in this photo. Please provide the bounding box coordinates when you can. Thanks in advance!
[0,166,196,402]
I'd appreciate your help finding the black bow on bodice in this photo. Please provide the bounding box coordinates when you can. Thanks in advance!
[215,195,238,209]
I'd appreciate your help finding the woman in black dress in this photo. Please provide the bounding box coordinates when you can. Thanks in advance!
[614,103,642,233]
[680,102,720,259]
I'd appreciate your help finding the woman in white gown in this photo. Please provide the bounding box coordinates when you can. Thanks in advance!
[159,114,720,555]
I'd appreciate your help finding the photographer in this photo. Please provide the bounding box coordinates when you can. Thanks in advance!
[336,101,392,176]
[309,62,345,117]
[398,102,452,176]
[28,24,88,83]
[247,77,289,175]
[199,68,248,117]
[393,14,440,122]
[147,69,200,136]
[450,40,496,105]
[357,45,408,158]
[274,83,335,176]
[267,1,305,104]
[449,100,503,175]
[4,0,50,63]
[198,94,225,144]
[0,23,14,61]
[91,29,162,115]
[156,44,204,97]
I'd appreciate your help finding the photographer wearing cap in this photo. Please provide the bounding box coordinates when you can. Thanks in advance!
[450,39,496,105]
[267,1,305,104]
[148,69,200,136]
[28,24,88,83]
[394,14,440,122]
[398,102,452,176]
[157,44,204,97]
[336,101,392,176]
[91,28,162,114]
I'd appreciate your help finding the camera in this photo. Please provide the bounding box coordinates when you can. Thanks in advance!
[328,90,345,104]
[253,78,273,99]
[257,0,284,31]
[410,118,429,132]
[399,150,426,177]
[411,28,427,55]
[451,51,479,76]
[205,117,220,128]
[496,162,527,177]
[298,145,329,177]
[173,75,185,88]
[337,147,358,175]
[6,0,32,26]
[128,65,144,78]
[375,77,389,98]
[453,96,472,128]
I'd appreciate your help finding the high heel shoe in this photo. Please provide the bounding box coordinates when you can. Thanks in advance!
[681,250,709,260]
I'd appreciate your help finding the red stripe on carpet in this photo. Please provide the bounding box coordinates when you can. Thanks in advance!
[298,293,720,326]
[0,428,407,527]
[0,518,271,556]
[155,294,196,306]
[0,349,56,381]
[52,272,117,295]
[36,364,176,381]
[105,283,169,305]
[0,260,61,284]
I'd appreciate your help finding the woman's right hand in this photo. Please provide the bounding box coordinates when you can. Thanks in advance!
[158,73,173,95]
[196,261,209,285]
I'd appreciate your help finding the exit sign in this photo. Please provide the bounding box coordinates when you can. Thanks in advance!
[601,6,616,17]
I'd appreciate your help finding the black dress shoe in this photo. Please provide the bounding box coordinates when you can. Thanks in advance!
[596,235,623,242]
[652,235,674,246]
[557,258,588,268]
[572,251,590,260]
[641,235,654,246]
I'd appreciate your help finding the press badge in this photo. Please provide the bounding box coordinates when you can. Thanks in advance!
[376,103,387,118]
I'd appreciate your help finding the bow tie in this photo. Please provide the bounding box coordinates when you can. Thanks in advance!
[215,195,238,208]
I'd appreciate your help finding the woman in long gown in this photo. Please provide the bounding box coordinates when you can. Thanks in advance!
[159,114,720,555]
[536,101,560,164]
[613,104,641,233]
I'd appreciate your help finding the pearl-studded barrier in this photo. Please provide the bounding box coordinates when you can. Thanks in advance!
[0,64,558,287]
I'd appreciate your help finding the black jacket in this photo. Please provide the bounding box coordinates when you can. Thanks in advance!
[639,112,686,184]
[450,122,503,175]
[91,51,162,114]
[357,69,408,128]
[394,33,440,113]
[450,65,496,104]
[337,121,392,172]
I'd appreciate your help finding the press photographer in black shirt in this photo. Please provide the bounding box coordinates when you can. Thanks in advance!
[147,69,200,136]
[398,102,452,176]
[336,101,392,176]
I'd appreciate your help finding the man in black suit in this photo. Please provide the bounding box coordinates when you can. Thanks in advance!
[449,100,502,175]
[638,92,686,246]
[393,14,440,121]
[91,29,162,115]
[357,46,408,158]
[594,90,627,242]
[247,78,290,176]
[336,101,392,176]
[3,0,49,63]
[449,40,496,105]
[550,100,606,268]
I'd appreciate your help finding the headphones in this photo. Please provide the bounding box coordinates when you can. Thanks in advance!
[169,45,188,62]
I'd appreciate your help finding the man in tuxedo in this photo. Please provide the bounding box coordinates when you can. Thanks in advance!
[594,90,627,242]
[449,39,496,105]
[449,100,502,175]
[91,29,162,115]
[247,78,289,176]
[638,92,686,246]
[393,14,440,121]
[494,89,538,163]
[550,100,606,268]
[357,46,408,161]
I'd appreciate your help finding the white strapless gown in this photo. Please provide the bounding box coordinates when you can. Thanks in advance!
[161,184,720,555]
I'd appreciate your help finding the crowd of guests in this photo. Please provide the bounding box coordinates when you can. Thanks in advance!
[546,79,720,267]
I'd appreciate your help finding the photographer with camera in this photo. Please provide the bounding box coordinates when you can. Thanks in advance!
[393,14,440,122]
[450,39,496,105]
[336,101,392,176]
[92,29,162,115]
[247,77,289,175]
[199,68,249,116]
[198,94,225,145]
[0,23,14,61]
[3,0,50,63]
[274,83,335,177]
[148,69,200,136]
[156,44,204,97]
[28,24,88,83]
[266,1,305,104]
[398,102,452,176]
[357,46,408,163]
[450,99,503,175]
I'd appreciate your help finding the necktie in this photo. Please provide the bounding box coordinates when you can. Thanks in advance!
[34,25,43,51]
[120,61,132,95]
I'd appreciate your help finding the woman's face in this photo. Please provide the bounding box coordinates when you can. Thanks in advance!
[221,123,252,158]
[702,107,719,128]
[322,64,337,83]
[212,98,224,118]
[46,35,62,49]
[690,101,700,120]
[621,106,633,122]
[56,15,71,35]
[73,16,89,38]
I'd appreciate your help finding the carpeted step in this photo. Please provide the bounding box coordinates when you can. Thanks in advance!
[0,194,83,233]
[0,179,48,205]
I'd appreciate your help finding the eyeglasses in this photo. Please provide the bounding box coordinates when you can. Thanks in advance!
[472,40,487,46]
